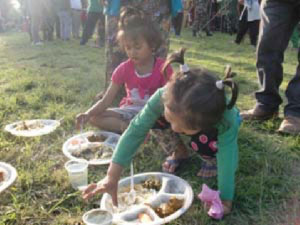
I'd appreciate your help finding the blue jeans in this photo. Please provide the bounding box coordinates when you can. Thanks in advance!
[255,0,300,117]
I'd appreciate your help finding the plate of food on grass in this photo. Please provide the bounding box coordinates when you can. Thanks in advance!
[62,131,120,165]
[100,172,194,225]
[4,119,60,137]
[0,162,18,194]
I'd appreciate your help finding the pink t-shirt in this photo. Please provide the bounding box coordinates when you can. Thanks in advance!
[111,58,173,108]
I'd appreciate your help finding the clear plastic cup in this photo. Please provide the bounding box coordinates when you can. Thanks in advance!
[64,159,88,190]
[82,209,113,225]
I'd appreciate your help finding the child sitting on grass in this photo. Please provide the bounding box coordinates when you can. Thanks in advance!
[75,7,173,133]
[82,48,241,215]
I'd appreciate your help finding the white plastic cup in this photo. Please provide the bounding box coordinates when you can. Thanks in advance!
[82,209,113,225]
[64,159,88,190]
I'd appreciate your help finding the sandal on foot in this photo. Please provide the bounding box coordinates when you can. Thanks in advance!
[162,156,189,174]
[197,160,217,178]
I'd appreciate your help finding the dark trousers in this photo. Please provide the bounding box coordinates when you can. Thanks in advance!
[235,9,260,46]
[255,0,300,117]
[172,12,183,36]
[55,15,60,39]
[80,11,105,45]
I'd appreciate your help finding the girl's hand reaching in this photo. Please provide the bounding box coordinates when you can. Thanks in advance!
[75,113,90,130]
[82,163,123,206]
[82,175,119,206]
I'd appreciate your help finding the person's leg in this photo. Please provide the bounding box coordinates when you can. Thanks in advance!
[88,110,129,134]
[72,10,81,38]
[96,12,105,47]
[58,11,65,40]
[182,10,188,28]
[248,19,260,46]
[241,0,298,120]
[192,0,201,36]
[174,12,183,36]
[65,11,72,40]
[55,14,60,39]
[235,10,248,44]
[80,12,100,45]
[197,157,217,178]
[30,13,41,44]
[279,45,300,134]
[203,0,212,36]
[151,129,189,173]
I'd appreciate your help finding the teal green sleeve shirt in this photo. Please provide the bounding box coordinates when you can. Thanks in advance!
[112,88,240,200]
[88,0,102,13]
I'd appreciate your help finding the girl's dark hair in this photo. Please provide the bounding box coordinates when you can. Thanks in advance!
[162,48,239,130]
[117,6,163,52]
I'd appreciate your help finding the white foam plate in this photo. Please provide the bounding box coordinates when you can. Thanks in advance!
[62,131,120,165]
[0,162,18,194]
[4,119,60,137]
[101,172,194,225]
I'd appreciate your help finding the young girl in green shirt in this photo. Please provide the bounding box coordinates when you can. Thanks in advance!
[82,48,240,215]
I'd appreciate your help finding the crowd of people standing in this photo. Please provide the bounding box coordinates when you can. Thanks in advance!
[24,0,96,45]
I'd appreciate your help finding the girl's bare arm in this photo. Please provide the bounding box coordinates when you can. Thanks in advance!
[86,82,121,117]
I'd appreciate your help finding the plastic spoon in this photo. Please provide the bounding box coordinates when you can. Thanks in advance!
[127,162,136,205]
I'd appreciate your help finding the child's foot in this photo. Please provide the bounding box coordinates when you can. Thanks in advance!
[197,158,217,178]
[162,151,189,174]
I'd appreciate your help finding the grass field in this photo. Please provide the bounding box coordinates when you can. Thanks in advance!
[0,30,299,225]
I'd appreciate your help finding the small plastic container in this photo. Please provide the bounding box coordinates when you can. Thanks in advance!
[82,209,113,225]
[64,159,88,190]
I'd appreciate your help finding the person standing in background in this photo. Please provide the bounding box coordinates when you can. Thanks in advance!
[57,0,72,41]
[27,0,43,45]
[41,0,56,41]
[234,0,260,46]
[70,0,82,39]
[80,0,88,29]
[192,0,213,37]
[80,0,105,46]
[241,0,300,134]
[182,0,191,28]
[171,0,184,37]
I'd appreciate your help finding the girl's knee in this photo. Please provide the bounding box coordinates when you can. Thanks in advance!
[88,116,100,127]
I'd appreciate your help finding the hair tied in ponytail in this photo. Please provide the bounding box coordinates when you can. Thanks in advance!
[224,64,237,79]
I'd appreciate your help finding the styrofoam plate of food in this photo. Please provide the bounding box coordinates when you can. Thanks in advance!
[62,131,120,165]
[0,162,18,194]
[4,119,60,137]
[100,172,194,225]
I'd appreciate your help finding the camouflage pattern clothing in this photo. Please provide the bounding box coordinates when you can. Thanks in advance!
[104,0,171,86]
[192,0,210,35]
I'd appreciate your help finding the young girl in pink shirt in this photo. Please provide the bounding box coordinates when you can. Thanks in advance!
[76,7,172,133]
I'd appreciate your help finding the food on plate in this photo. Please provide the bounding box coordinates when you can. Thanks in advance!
[15,120,44,131]
[154,197,184,218]
[70,138,86,146]
[87,134,106,142]
[142,176,161,191]
[72,143,113,160]
[138,213,153,223]
[106,179,159,213]
[0,169,5,183]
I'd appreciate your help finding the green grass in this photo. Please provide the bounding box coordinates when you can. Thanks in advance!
[0,30,299,225]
